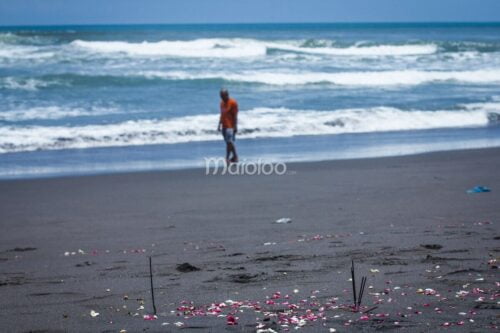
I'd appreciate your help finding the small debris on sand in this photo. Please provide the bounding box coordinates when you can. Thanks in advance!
[75,261,94,267]
[421,244,443,250]
[176,263,200,272]
[230,273,260,283]
[7,247,37,252]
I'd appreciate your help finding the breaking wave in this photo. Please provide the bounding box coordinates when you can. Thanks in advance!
[1,104,498,153]
[8,68,500,91]
[70,38,438,58]
[0,43,54,60]
[139,69,500,86]
[0,106,121,122]
[0,77,63,91]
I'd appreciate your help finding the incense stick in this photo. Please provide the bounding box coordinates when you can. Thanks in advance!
[149,256,157,315]
[363,306,378,314]
[351,260,357,308]
[358,276,367,308]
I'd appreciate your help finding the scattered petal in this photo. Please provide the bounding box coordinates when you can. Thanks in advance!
[275,218,292,224]
[226,314,238,325]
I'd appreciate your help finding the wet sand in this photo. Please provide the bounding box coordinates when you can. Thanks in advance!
[0,148,499,332]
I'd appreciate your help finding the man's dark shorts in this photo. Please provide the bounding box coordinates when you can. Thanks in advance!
[222,128,235,144]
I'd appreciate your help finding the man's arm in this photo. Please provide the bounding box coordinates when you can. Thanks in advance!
[217,112,222,132]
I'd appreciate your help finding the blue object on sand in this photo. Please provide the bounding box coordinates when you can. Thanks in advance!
[467,186,491,194]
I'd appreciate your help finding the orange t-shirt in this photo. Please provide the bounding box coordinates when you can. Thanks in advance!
[220,98,238,129]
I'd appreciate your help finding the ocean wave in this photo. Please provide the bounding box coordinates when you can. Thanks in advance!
[0,106,121,121]
[3,32,500,55]
[3,36,500,65]
[71,38,267,58]
[441,41,500,53]
[1,104,497,153]
[0,32,20,44]
[4,67,500,93]
[0,73,155,90]
[139,69,500,86]
[2,37,500,70]
[0,32,54,46]
[0,42,55,60]
[0,77,62,91]
[268,42,438,56]
[70,38,438,58]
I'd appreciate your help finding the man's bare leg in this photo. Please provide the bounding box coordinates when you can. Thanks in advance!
[230,143,238,163]
[226,143,231,165]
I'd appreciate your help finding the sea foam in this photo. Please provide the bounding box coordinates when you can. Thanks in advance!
[1,104,497,153]
[0,106,121,121]
[70,38,438,58]
[139,69,500,86]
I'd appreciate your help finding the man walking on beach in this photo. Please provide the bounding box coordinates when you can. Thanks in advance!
[217,88,239,164]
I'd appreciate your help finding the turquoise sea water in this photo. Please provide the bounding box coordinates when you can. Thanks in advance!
[1,23,500,178]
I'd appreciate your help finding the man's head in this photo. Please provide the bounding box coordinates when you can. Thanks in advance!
[220,88,229,102]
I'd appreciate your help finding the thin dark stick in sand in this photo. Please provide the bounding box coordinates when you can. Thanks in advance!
[351,260,357,309]
[357,276,364,308]
[358,276,367,308]
[363,306,378,314]
[149,256,157,315]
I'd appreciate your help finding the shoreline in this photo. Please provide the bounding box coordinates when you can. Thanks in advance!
[2,145,500,182]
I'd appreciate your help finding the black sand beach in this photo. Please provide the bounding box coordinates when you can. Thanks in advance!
[0,148,499,332]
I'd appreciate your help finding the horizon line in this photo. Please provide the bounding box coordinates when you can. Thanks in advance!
[1,21,500,29]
